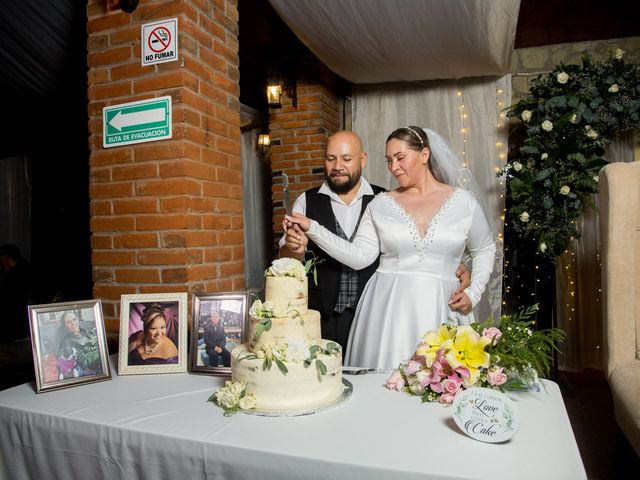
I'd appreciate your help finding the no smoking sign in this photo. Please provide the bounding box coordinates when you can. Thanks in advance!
[141,18,178,66]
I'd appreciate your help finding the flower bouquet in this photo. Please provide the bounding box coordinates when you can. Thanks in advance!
[209,380,256,416]
[385,305,565,404]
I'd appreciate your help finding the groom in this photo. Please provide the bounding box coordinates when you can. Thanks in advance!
[280,131,470,352]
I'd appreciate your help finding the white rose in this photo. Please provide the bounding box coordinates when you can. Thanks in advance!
[512,161,523,171]
[584,126,598,139]
[557,72,569,84]
[608,84,619,93]
[615,48,625,60]
[542,120,553,132]
[519,212,530,223]
[570,113,579,124]
[268,258,305,278]
[228,381,246,396]
[539,242,548,253]
[593,175,599,183]
[249,299,263,318]
[285,338,310,363]
[541,153,548,160]
[238,394,257,410]
[559,185,570,195]
[521,110,532,122]
[215,388,239,409]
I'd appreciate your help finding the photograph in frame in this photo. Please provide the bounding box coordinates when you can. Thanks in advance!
[190,292,248,375]
[28,299,111,393]
[118,293,188,375]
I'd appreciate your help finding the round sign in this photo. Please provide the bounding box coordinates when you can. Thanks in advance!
[452,387,520,443]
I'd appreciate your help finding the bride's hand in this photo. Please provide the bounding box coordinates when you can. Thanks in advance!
[284,213,311,232]
[283,223,308,254]
[449,291,472,315]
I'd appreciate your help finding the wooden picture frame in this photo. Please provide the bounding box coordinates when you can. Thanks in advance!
[190,291,248,375]
[117,293,188,375]
[28,299,111,393]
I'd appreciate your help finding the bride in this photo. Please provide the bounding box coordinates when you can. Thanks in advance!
[284,127,496,370]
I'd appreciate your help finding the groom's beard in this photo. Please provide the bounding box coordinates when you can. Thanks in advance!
[325,168,362,194]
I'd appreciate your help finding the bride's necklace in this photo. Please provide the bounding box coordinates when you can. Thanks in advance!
[144,340,160,355]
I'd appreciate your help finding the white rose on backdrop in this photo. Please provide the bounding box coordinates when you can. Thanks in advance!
[608,84,619,93]
[559,185,571,195]
[541,153,548,160]
[513,161,523,171]
[584,126,599,139]
[269,257,305,278]
[521,110,532,122]
[593,175,599,183]
[615,48,625,60]
[285,338,310,363]
[520,212,530,223]
[539,242,548,253]
[557,72,569,84]
[542,120,553,132]
[570,113,579,124]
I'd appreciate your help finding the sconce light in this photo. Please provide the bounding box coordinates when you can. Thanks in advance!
[266,84,283,109]
[257,132,271,157]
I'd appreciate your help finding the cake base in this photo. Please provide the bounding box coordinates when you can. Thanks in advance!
[231,342,343,412]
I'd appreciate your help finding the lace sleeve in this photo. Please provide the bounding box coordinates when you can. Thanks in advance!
[306,205,380,270]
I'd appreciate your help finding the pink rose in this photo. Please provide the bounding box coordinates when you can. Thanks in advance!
[404,360,423,376]
[440,393,456,404]
[442,377,462,396]
[482,327,502,342]
[385,370,406,391]
[487,367,508,386]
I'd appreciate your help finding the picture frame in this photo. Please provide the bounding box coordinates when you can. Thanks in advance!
[118,293,188,375]
[28,299,111,393]
[190,291,249,375]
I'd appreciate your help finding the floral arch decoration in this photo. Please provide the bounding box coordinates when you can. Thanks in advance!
[500,49,640,258]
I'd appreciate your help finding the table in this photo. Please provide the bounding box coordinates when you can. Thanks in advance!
[0,357,586,480]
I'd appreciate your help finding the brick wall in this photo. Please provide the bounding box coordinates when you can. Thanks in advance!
[87,0,243,333]
[269,76,340,238]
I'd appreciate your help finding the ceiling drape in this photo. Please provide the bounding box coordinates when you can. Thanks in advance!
[268,0,520,83]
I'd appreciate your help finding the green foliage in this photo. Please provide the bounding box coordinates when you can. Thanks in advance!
[499,49,640,258]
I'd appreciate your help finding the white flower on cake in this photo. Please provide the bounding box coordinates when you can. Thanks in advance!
[286,339,310,363]
[209,380,256,416]
[238,395,257,410]
[215,388,238,409]
[267,258,306,280]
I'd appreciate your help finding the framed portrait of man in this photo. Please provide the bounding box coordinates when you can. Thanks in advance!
[190,292,248,375]
[117,293,188,375]
[28,299,111,393]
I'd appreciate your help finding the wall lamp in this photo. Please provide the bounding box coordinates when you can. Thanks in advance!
[257,132,271,157]
[266,84,283,109]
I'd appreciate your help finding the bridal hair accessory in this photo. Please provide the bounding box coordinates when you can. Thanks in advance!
[405,126,425,148]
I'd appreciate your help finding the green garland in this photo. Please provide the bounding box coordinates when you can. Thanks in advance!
[499,49,640,258]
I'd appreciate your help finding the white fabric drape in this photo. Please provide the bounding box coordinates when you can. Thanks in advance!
[352,76,510,323]
[0,155,31,259]
[268,0,520,83]
[557,133,637,371]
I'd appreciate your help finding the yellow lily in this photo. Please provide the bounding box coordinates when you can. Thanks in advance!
[416,324,456,367]
[442,325,491,385]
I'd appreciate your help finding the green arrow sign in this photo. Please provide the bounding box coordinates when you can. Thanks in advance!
[103,96,172,148]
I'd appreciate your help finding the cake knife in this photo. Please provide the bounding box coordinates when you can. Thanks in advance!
[282,172,292,215]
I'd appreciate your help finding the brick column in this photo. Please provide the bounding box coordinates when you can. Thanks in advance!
[269,73,340,238]
[87,0,243,333]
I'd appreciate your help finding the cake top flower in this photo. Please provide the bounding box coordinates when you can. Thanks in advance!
[266,258,307,280]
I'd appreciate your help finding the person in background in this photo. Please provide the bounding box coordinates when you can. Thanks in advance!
[203,305,231,367]
[279,131,470,353]
[0,244,35,342]
[128,303,178,365]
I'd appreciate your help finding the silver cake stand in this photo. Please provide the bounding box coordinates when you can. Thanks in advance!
[242,378,353,417]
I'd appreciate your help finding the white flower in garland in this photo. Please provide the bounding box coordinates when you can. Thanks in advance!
[615,48,625,60]
[541,153,548,160]
[570,113,579,124]
[559,185,571,195]
[519,212,530,223]
[608,84,619,93]
[512,161,523,171]
[593,175,599,183]
[584,125,599,139]
[539,242,548,253]
[557,72,569,84]
[521,110,532,122]
[541,120,553,132]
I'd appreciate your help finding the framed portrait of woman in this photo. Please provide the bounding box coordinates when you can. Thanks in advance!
[118,293,188,375]
[28,299,112,393]
[190,292,249,375]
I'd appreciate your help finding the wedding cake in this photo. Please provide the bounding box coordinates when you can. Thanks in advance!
[230,258,344,412]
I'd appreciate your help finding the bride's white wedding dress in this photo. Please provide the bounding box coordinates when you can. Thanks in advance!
[305,188,496,370]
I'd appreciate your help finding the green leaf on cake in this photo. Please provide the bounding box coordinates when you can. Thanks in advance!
[275,358,288,375]
[254,323,264,338]
[263,357,272,371]
[315,359,327,375]
[309,344,321,356]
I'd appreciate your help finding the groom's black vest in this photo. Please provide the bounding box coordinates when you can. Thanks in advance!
[305,184,385,316]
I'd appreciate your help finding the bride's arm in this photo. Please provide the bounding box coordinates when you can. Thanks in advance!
[463,200,497,307]
[305,206,381,270]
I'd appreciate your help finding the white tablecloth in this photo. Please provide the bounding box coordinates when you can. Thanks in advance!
[0,357,586,480]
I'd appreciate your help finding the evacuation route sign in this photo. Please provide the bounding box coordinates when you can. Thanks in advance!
[103,96,172,148]
[141,18,178,66]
